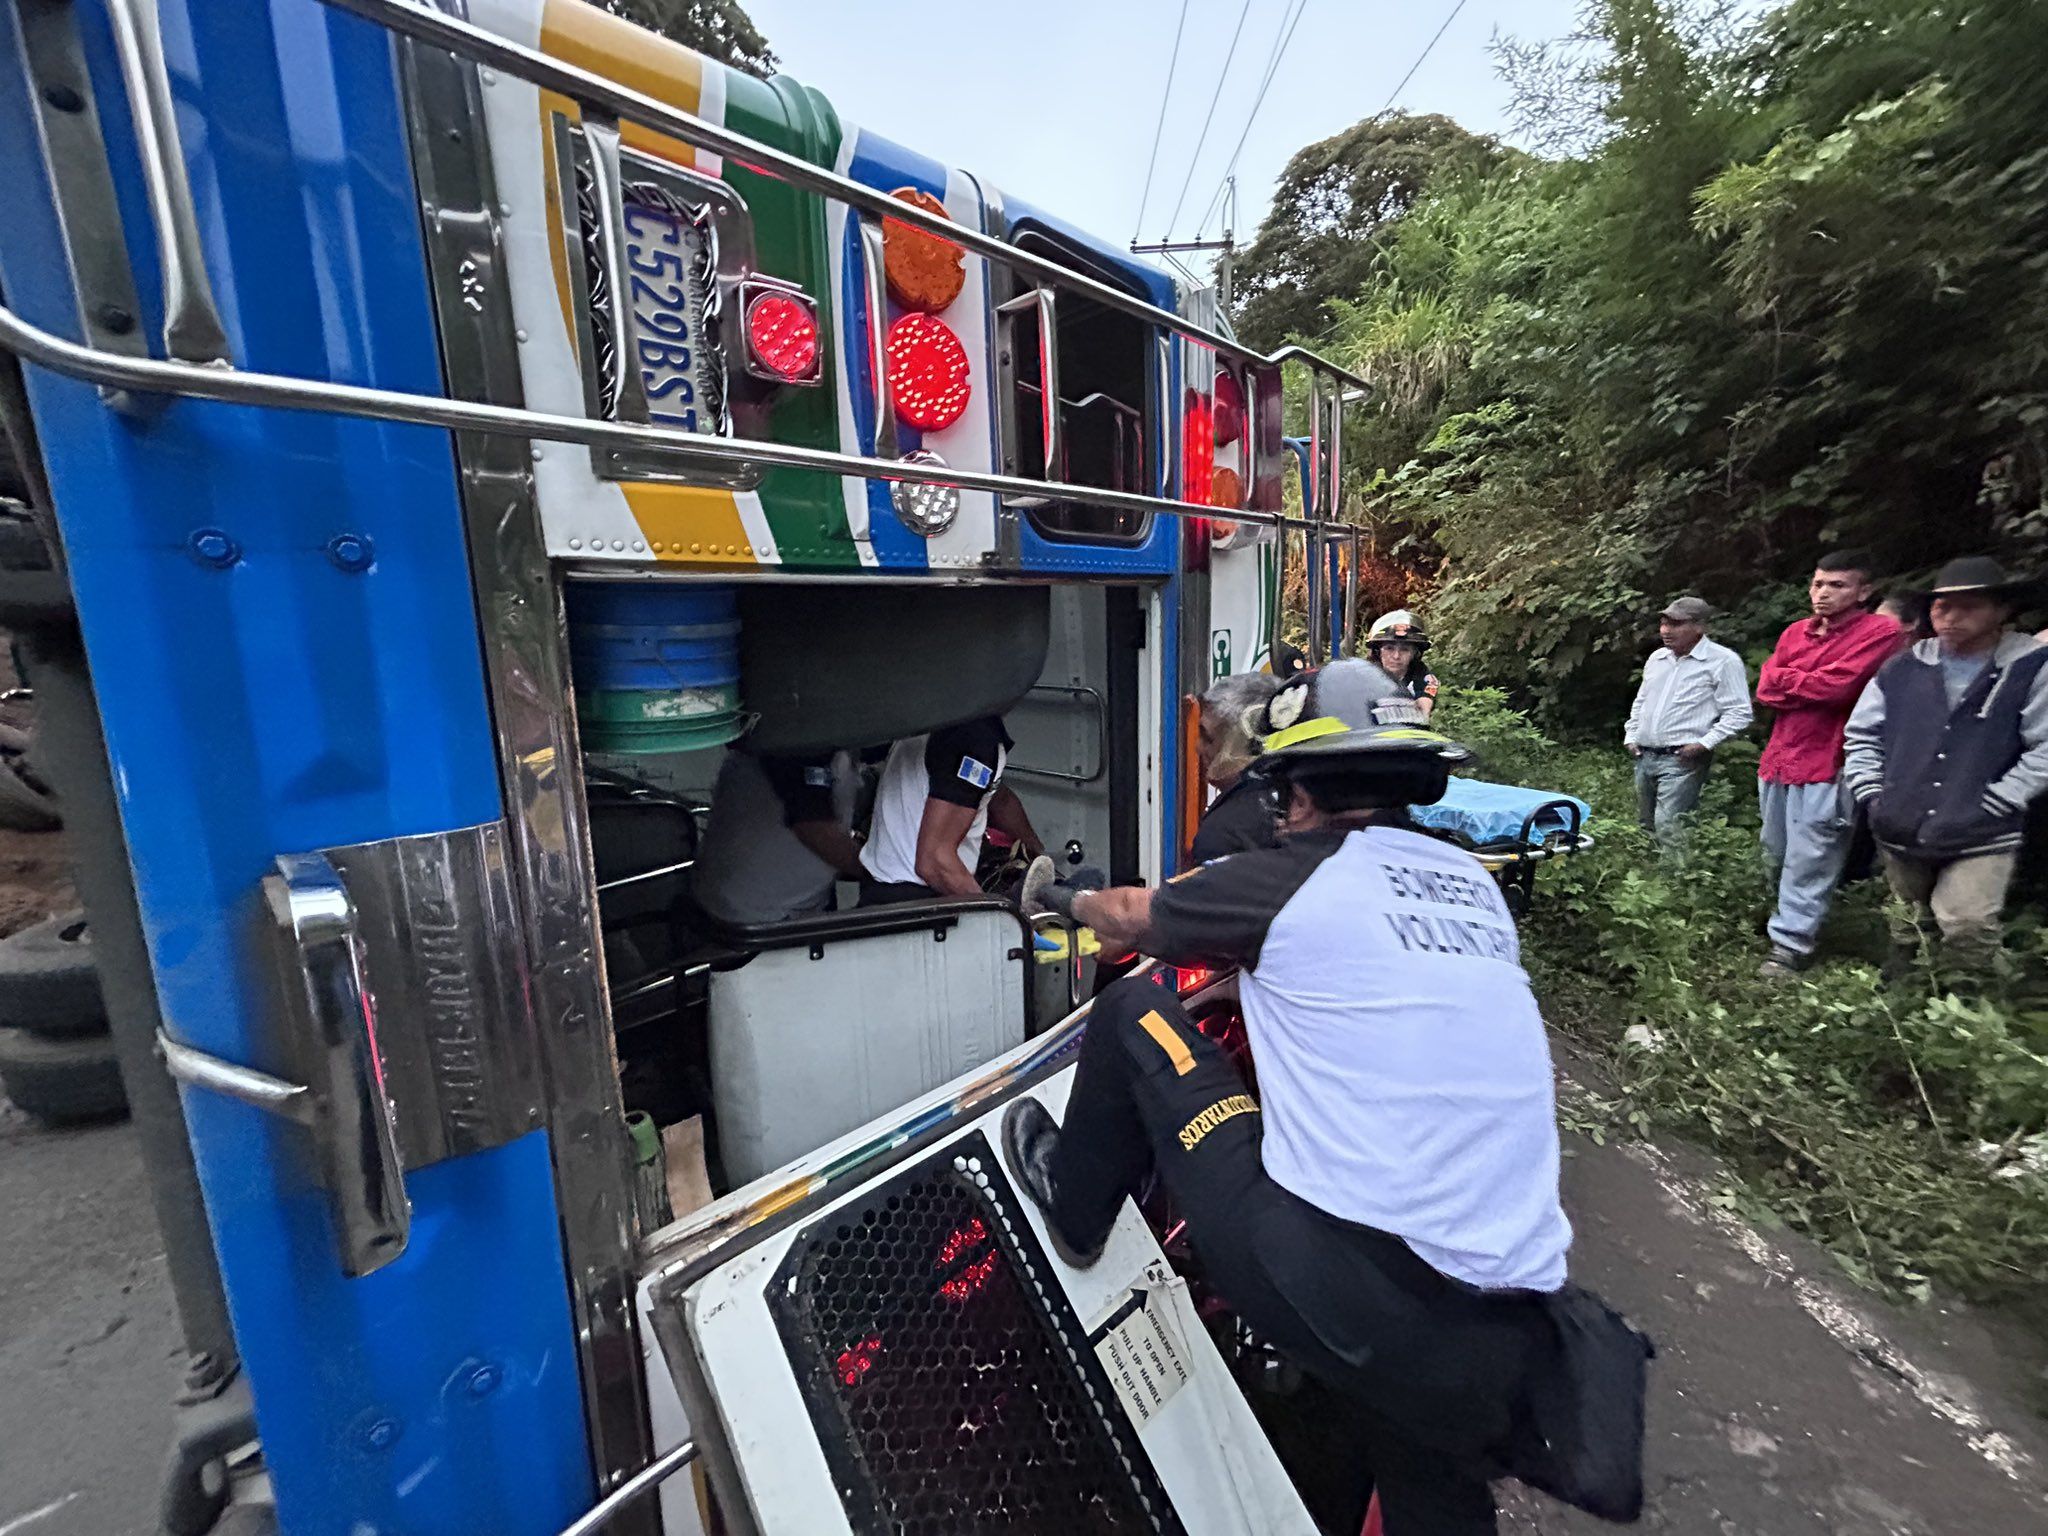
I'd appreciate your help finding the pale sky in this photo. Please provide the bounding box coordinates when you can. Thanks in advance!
[746,0,1589,276]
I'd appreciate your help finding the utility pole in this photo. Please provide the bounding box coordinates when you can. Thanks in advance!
[1132,176,1236,310]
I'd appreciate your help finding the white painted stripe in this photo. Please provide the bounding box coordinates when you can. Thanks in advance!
[0,1493,80,1536]
[470,17,645,557]
[825,131,878,566]
[693,64,725,179]
[916,164,998,574]
[471,12,769,562]
[1612,1128,2037,1488]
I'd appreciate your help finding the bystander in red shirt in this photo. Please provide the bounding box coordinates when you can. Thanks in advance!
[1756,608,1905,784]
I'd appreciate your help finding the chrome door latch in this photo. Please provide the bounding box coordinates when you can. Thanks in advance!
[158,851,410,1279]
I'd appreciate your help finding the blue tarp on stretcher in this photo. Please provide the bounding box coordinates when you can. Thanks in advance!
[1411,778,1592,848]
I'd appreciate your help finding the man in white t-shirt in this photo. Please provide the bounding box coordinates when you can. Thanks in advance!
[858,714,1043,904]
[1007,661,1582,1536]
[691,748,863,927]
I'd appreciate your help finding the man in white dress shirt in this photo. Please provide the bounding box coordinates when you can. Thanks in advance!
[1623,596,1754,848]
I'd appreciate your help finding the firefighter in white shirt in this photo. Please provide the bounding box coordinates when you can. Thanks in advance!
[1006,660,1573,1536]
[1622,595,1753,847]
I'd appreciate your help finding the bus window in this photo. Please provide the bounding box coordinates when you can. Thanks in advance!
[998,232,1155,544]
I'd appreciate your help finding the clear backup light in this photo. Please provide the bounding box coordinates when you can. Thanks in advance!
[740,279,822,385]
[889,448,960,536]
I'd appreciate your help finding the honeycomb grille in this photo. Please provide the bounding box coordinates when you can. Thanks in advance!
[769,1131,1177,1534]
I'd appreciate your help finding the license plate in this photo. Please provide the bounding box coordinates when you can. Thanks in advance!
[620,200,717,433]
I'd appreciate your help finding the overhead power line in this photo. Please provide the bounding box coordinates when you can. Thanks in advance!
[1377,0,1470,118]
[1194,0,1312,239]
[1158,0,1258,241]
[1132,0,1195,242]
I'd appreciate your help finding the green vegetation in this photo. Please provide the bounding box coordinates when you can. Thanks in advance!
[603,0,777,77]
[1436,689,2048,1302]
[1249,0,2046,725]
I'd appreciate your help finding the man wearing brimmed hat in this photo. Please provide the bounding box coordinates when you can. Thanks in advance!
[1623,595,1753,848]
[1005,660,1575,1534]
[1844,556,2048,971]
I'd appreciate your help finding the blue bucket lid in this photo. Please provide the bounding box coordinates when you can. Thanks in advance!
[566,583,737,629]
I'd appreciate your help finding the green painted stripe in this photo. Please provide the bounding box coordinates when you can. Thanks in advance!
[719,67,860,569]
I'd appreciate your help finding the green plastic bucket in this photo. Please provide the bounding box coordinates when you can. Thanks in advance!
[579,693,744,755]
[580,684,739,725]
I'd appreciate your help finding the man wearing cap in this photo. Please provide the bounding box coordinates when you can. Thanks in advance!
[1623,596,1753,847]
[1844,557,2048,971]
[1007,660,1576,1535]
[1754,551,1905,977]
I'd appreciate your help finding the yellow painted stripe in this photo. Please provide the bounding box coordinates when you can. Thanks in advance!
[623,485,758,565]
[542,0,706,164]
[534,2,753,565]
[1137,1010,1196,1077]
[748,1176,817,1223]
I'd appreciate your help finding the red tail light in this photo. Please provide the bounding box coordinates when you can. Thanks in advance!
[886,313,973,430]
[1213,368,1244,448]
[1183,387,1215,505]
[741,281,822,385]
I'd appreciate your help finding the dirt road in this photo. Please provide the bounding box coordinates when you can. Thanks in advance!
[1505,1087,2048,1535]
[0,1103,178,1536]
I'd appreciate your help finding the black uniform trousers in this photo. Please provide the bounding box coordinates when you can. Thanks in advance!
[1049,977,1552,1536]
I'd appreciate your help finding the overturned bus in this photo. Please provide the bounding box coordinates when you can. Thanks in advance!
[0,2,1378,1532]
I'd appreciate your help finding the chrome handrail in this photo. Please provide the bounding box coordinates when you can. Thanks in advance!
[1007,681,1108,785]
[103,0,228,365]
[998,289,1062,480]
[5,0,1372,584]
[158,1030,315,1121]
[555,1439,700,1536]
[855,213,897,466]
[0,298,1360,544]
[319,0,1369,395]
[580,117,650,428]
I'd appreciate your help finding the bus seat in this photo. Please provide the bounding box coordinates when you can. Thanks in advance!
[707,899,1031,1185]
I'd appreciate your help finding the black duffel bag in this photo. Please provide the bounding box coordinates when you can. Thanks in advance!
[1499,1284,1656,1522]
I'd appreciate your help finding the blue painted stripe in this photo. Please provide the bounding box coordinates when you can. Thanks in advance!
[843,128,984,572]
[999,194,1179,578]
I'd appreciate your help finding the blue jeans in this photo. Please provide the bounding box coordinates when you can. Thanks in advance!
[1634,751,1708,848]
[1759,779,1853,956]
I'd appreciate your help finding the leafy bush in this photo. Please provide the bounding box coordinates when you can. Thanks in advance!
[1282,0,2048,724]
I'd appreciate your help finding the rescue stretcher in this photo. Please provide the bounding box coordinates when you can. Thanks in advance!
[1411,779,1595,917]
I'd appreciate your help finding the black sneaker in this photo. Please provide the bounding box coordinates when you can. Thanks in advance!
[1758,945,1807,980]
[1000,1098,1106,1270]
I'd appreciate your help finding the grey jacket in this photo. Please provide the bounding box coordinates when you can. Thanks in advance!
[1843,632,2048,856]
